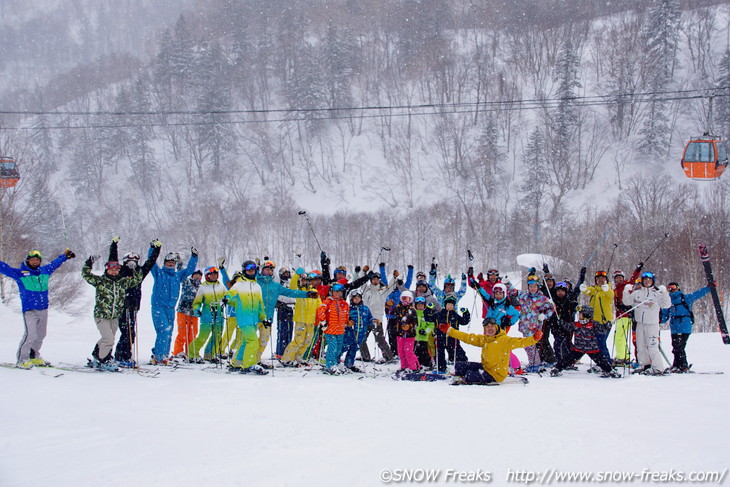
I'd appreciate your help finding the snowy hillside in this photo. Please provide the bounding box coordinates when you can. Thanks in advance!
[1,283,729,487]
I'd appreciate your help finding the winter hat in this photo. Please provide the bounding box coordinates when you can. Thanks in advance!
[192,269,203,277]
[526,275,540,287]
[443,275,455,286]
[416,279,429,290]
[578,305,594,320]
[443,292,458,306]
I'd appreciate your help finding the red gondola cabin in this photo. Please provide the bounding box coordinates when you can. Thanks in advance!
[681,136,728,181]
[0,156,20,188]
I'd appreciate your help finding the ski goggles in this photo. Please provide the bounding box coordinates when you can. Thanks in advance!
[414,296,426,304]
[105,261,121,270]
[493,288,506,294]
[487,269,499,276]
[595,271,608,278]
[243,263,258,271]
[164,252,180,262]
[27,250,43,259]
[544,274,555,281]
[641,272,656,280]
[205,266,219,276]
[555,282,570,290]
[331,283,345,293]
[123,252,140,262]
[416,272,426,279]
[667,284,679,292]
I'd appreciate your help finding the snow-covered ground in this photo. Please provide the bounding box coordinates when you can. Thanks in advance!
[1,287,729,487]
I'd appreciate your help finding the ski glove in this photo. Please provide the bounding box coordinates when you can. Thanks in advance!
[191,247,198,257]
[362,265,370,273]
[468,277,479,289]
[601,284,610,292]
[85,255,95,267]
[461,273,467,281]
[64,248,76,259]
[217,257,226,269]
[307,291,319,299]
[151,239,162,248]
[579,283,588,292]
[460,307,468,314]
[467,266,474,277]
[579,266,587,280]
[112,236,120,243]
[528,267,536,276]
[355,266,361,274]
[418,329,427,336]
[320,252,330,266]
[637,262,644,271]
[393,270,400,278]
[543,264,550,274]
[221,297,229,307]
[533,330,544,342]
[438,323,450,333]
[502,276,511,286]
[262,320,272,328]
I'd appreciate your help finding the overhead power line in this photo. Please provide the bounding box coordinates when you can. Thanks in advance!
[0,87,726,131]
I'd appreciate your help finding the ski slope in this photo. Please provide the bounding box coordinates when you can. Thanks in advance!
[1,294,729,487]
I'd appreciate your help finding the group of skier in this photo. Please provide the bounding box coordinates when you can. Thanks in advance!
[0,238,718,383]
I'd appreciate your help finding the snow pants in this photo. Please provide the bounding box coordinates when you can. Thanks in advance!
[340,327,367,367]
[359,321,394,362]
[231,325,259,369]
[189,321,224,360]
[17,309,48,363]
[275,305,294,357]
[151,305,176,360]
[172,312,199,357]
[434,328,467,373]
[94,317,119,362]
[455,361,496,385]
[614,317,632,362]
[414,340,432,369]
[595,321,612,362]
[256,321,272,362]
[636,322,665,373]
[671,333,690,370]
[555,349,612,374]
[281,322,315,363]
[537,319,557,364]
[115,306,138,362]
[324,333,344,369]
[397,336,419,371]
[386,317,399,357]
[553,331,572,366]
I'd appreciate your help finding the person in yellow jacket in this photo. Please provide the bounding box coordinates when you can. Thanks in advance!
[580,270,615,363]
[438,318,541,384]
[280,270,322,366]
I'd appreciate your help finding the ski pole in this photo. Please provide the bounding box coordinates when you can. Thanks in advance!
[643,233,669,265]
[584,227,612,268]
[606,243,618,277]
[298,211,323,253]
[375,246,391,264]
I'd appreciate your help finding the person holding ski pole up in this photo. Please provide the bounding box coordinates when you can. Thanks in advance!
[623,271,671,375]
[612,264,643,366]
[580,270,615,365]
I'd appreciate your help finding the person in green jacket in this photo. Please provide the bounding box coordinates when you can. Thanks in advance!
[82,256,143,369]
[413,296,436,369]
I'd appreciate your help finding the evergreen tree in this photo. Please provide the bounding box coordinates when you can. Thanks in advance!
[521,128,550,228]
[715,49,730,142]
[637,0,680,162]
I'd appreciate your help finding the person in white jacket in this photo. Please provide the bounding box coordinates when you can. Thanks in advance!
[623,271,671,374]
[359,271,397,362]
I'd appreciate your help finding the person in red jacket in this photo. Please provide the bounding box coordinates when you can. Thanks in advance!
[316,283,350,375]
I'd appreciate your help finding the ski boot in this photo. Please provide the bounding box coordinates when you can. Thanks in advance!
[600,370,621,379]
[240,364,268,375]
[117,359,137,368]
[550,369,563,377]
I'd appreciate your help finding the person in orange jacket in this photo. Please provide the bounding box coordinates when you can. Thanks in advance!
[316,283,350,375]
[438,318,541,384]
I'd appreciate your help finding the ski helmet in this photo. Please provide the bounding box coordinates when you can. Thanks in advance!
[414,296,427,307]
[667,282,680,292]
[105,261,121,271]
[555,281,569,292]
[279,267,291,279]
[400,290,414,304]
[331,283,345,295]
[487,268,500,277]
[192,269,203,278]
[492,283,508,295]
[242,260,258,273]
[416,279,428,290]
[444,275,455,286]
[595,270,608,280]
[544,273,555,281]
[482,317,500,330]
[349,289,363,302]
[333,266,347,278]
[526,275,540,287]
[578,305,594,319]
[25,250,42,268]
[308,270,322,280]
[204,266,219,278]
[262,260,275,270]
[641,271,656,282]
[370,271,381,280]
[164,252,180,263]
[613,270,625,279]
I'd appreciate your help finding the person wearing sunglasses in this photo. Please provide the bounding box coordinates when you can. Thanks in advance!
[0,248,75,367]
[149,245,199,365]
[82,256,143,370]
[660,281,712,373]
[106,238,161,368]
[579,270,615,365]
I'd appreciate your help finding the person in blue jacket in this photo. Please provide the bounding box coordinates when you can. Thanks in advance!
[0,248,75,366]
[340,290,373,372]
[149,246,198,364]
[660,281,711,373]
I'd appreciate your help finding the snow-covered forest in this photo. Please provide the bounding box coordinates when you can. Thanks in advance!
[1,0,729,325]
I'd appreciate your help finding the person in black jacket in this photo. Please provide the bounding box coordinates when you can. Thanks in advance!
[108,237,161,367]
[434,293,470,372]
[550,267,586,366]
[550,305,619,378]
